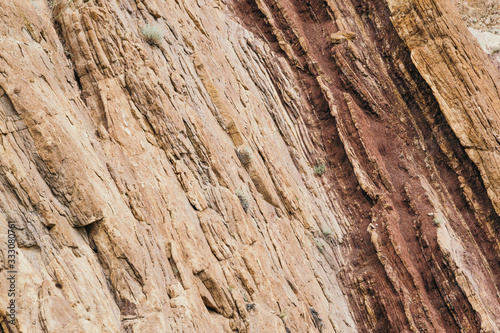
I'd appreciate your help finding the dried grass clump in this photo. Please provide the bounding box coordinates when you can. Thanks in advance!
[236,190,250,213]
[236,147,252,166]
[141,24,164,46]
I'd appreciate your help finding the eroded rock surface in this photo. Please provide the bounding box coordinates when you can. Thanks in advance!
[0,0,498,332]
[452,0,500,73]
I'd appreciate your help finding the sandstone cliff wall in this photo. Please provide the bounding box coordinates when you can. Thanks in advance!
[0,0,499,332]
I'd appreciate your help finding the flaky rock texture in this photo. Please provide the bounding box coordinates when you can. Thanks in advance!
[451,0,499,31]
[452,0,500,68]
[0,0,499,332]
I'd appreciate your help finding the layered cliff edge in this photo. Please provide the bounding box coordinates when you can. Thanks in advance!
[0,0,499,332]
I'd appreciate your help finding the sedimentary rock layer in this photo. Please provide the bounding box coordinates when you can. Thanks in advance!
[0,0,498,332]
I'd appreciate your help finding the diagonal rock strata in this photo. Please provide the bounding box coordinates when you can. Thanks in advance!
[0,0,498,332]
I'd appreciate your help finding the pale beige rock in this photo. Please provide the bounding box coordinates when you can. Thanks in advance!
[0,0,355,331]
[0,0,499,332]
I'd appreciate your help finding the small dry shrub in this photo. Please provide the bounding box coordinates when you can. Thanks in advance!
[236,147,252,166]
[236,190,249,213]
[314,162,326,175]
[141,24,164,46]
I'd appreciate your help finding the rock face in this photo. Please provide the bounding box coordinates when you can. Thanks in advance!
[0,0,499,332]
[451,0,499,31]
[452,0,500,68]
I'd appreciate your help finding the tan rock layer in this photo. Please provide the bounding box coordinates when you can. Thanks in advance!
[0,0,498,332]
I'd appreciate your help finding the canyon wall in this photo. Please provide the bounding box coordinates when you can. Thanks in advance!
[0,0,499,332]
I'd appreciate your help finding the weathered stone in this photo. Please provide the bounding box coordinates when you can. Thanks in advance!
[0,0,498,332]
